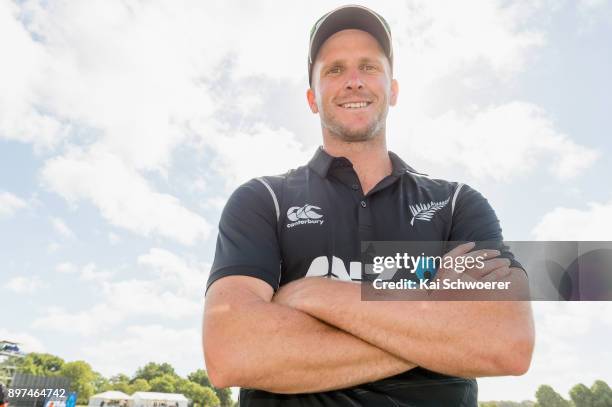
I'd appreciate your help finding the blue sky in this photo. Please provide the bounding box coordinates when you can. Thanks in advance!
[1,0,612,402]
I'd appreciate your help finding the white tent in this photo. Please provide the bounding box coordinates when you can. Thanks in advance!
[88,391,133,407]
[131,392,188,407]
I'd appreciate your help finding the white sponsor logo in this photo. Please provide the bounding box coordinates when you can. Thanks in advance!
[409,197,450,226]
[286,204,324,228]
[305,256,361,281]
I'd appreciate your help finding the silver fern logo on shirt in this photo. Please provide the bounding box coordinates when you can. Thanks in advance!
[409,197,450,226]
[286,204,324,228]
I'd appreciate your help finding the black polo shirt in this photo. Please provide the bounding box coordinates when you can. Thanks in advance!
[207,147,521,406]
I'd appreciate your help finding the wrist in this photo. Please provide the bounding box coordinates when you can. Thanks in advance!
[290,277,325,312]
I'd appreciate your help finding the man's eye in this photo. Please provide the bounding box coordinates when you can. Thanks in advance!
[363,64,377,72]
[328,66,342,74]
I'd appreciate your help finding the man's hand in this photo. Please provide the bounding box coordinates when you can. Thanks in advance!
[435,241,511,282]
[431,242,528,301]
[272,278,308,308]
[273,276,351,308]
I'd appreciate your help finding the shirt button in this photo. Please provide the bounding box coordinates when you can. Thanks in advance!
[360,201,367,208]
[351,184,359,190]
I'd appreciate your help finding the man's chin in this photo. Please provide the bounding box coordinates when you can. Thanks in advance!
[322,115,383,142]
[339,132,373,142]
[337,125,379,142]
[326,123,373,141]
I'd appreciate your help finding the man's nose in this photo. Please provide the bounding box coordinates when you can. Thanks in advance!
[344,69,364,90]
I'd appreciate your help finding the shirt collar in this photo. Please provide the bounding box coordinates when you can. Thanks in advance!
[308,146,426,178]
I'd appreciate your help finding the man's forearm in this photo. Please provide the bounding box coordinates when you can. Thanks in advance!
[285,271,534,378]
[203,284,415,393]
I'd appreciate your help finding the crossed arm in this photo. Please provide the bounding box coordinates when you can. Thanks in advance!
[203,245,535,393]
[203,275,416,393]
[272,270,534,379]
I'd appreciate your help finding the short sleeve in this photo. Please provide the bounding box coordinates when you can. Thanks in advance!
[449,184,524,272]
[205,178,281,294]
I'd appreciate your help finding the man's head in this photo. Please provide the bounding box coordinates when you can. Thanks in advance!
[306,5,398,143]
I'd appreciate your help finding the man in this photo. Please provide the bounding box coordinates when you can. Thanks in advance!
[203,5,534,406]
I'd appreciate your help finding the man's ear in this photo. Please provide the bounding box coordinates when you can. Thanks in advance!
[307,88,319,114]
[390,79,399,106]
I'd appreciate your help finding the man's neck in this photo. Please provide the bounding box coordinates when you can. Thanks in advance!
[322,132,393,195]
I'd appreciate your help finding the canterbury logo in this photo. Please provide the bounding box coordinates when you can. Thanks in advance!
[286,204,324,228]
[409,197,450,226]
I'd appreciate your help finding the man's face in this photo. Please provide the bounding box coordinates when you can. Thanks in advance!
[308,29,398,142]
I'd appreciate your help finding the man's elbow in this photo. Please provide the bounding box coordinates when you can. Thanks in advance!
[495,327,535,376]
[203,315,244,388]
[204,342,241,388]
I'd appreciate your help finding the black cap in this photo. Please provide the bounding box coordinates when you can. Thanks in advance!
[308,5,393,86]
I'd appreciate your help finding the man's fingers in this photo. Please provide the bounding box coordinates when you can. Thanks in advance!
[469,258,512,279]
[464,249,501,262]
[444,242,476,258]
[480,266,512,282]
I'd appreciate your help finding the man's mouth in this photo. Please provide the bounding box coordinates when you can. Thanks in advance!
[338,101,372,109]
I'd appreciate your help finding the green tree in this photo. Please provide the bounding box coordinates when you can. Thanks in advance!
[570,383,594,407]
[213,388,232,407]
[176,380,200,406]
[16,353,65,376]
[199,387,220,407]
[188,369,231,406]
[149,374,178,393]
[130,378,151,393]
[110,373,131,384]
[108,373,132,394]
[591,380,612,407]
[92,371,111,393]
[176,380,219,407]
[535,385,570,407]
[187,370,212,388]
[134,363,177,382]
[59,361,96,405]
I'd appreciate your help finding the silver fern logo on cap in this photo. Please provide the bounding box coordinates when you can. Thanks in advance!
[409,197,450,226]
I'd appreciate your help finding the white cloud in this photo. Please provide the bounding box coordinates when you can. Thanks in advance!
[532,199,612,240]
[33,279,201,336]
[5,0,218,169]
[80,324,202,377]
[208,123,313,188]
[0,191,27,218]
[0,0,69,150]
[105,278,201,317]
[391,0,546,84]
[390,102,599,181]
[54,261,113,282]
[137,247,210,297]
[3,275,45,294]
[203,196,228,211]
[35,249,208,336]
[41,148,211,245]
[34,303,122,336]
[51,216,75,238]
[1,0,594,230]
